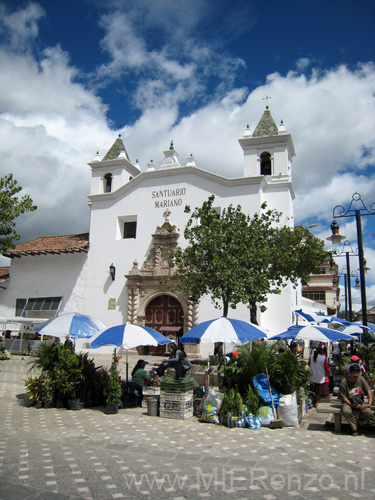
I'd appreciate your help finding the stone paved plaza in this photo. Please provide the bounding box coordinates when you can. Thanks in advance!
[0,355,374,500]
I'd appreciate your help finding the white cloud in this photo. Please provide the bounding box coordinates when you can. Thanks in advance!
[0,2,44,51]
[295,58,310,71]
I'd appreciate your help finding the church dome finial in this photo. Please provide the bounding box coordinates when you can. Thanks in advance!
[169,140,174,150]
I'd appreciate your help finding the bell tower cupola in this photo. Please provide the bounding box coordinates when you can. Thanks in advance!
[238,107,295,180]
[88,135,141,196]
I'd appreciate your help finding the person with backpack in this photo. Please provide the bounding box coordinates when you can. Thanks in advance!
[164,343,191,380]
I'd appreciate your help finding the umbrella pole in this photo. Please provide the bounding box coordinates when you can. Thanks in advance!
[126,350,129,383]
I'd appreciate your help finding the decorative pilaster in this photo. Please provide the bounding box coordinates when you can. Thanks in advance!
[132,288,139,324]
[193,303,199,327]
[187,303,194,330]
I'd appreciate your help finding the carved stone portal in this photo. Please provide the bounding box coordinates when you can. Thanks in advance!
[125,215,199,355]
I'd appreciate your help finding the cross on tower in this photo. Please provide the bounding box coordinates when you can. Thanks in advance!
[262,95,272,109]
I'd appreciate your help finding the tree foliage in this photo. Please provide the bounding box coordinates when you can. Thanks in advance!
[167,195,327,319]
[0,174,37,251]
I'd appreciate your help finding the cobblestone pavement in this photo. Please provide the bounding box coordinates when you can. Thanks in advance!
[0,356,374,500]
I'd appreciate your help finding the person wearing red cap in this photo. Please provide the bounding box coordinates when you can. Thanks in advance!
[345,356,366,378]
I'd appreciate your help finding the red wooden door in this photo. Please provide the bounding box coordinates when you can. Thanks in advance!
[145,295,183,354]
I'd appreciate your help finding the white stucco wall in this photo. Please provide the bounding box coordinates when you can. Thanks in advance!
[0,253,88,319]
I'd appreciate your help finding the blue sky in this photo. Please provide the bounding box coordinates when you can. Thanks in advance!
[0,0,374,311]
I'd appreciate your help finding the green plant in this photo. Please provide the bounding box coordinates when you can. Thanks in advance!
[24,376,45,401]
[0,348,11,360]
[106,350,122,404]
[43,376,55,405]
[221,387,243,417]
[268,350,304,394]
[54,346,84,401]
[244,384,260,416]
[28,340,60,374]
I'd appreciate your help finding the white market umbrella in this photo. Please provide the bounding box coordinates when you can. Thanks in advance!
[33,313,107,339]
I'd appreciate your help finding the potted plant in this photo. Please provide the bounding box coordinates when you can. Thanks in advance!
[105,350,122,414]
[24,375,45,408]
[54,347,83,410]
[43,376,55,408]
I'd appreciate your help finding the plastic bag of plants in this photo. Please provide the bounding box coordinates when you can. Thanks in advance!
[199,391,223,424]
[227,411,246,428]
[245,413,262,429]
[252,373,280,405]
[258,405,274,427]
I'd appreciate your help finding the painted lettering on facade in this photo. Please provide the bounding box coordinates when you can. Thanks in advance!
[152,187,186,208]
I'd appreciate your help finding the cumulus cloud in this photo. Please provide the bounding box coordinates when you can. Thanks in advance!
[0,1,44,51]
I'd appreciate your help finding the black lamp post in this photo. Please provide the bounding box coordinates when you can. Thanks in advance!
[328,241,358,322]
[338,266,360,322]
[327,193,375,344]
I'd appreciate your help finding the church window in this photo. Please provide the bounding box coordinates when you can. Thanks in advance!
[124,221,137,239]
[302,290,326,303]
[16,297,62,317]
[260,152,272,175]
[104,173,112,193]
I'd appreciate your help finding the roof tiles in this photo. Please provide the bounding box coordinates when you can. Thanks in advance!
[2,233,89,258]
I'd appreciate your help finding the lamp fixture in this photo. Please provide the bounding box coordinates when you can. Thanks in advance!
[109,263,116,281]
[326,220,346,245]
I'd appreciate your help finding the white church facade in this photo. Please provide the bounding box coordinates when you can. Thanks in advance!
[1,108,307,356]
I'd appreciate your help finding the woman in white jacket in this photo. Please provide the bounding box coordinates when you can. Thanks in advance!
[308,345,330,407]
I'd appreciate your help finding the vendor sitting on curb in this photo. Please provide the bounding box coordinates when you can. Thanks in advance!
[339,364,373,436]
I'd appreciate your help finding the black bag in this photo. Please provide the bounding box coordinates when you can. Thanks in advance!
[351,396,363,406]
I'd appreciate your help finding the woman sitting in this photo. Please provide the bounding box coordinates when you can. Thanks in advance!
[129,359,150,404]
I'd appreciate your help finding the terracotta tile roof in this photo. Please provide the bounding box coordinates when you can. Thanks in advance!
[2,233,89,258]
[0,267,10,282]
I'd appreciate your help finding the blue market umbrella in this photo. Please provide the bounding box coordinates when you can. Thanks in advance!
[33,313,107,339]
[89,323,172,350]
[180,317,267,344]
[338,324,375,343]
[89,323,172,382]
[295,309,352,326]
[295,309,332,323]
[270,325,353,342]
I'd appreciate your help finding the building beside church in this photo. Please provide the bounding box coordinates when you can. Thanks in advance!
[1,108,305,356]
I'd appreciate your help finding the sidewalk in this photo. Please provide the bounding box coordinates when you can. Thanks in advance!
[0,355,374,500]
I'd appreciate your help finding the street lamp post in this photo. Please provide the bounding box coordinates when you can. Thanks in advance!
[338,266,360,321]
[330,241,358,321]
[327,193,375,344]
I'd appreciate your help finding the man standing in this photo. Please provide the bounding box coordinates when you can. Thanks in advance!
[339,364,373,436]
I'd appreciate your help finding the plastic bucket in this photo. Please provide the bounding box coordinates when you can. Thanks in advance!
[147,396,159,416]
